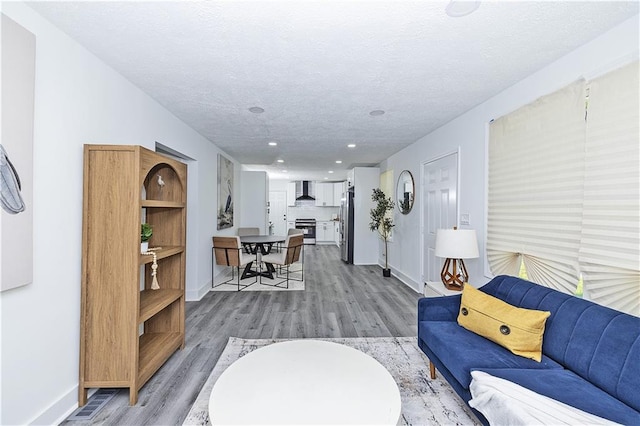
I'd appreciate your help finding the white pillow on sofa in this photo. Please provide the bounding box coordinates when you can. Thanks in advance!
[468,371,619,425]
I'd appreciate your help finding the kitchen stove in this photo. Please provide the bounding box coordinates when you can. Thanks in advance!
[295,218,316,245]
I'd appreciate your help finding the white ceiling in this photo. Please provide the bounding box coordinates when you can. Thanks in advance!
[30,1,638,181]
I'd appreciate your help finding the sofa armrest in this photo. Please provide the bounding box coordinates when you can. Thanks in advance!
[418,295,462,322]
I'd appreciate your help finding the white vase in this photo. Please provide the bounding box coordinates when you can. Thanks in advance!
[141,241,149,253]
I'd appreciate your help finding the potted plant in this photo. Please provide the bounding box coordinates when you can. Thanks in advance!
[369,188,395,277]
[141,223,153,253]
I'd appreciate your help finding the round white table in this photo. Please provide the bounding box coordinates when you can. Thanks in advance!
[208,340,402,425]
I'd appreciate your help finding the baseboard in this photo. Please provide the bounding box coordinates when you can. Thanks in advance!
[381,261,422,294]
[186,279,212,301]
[187,268,239,301]
[28,386,97,426]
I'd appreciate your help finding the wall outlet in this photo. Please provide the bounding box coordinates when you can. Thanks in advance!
[460,213,470,225]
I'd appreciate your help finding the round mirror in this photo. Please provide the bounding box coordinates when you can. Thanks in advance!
[396,170,415,214]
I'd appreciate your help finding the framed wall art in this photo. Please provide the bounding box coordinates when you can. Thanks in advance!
[1,14,35,292]
[217,154,234,230]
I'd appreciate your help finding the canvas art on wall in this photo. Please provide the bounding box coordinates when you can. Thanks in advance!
[1,14,35,292]
[217,154,234,230]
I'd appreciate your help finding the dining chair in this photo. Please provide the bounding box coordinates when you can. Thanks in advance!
[274,227,303,253]
[260,234,304,289]
[237,227,260,236]
[237,227,260,253]
[285,228,304,276]
[212,236,257,291]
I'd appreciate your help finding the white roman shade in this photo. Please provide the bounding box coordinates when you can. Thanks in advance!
[487,80,586,294]
[579,61,639,314]
[488,61,640,316]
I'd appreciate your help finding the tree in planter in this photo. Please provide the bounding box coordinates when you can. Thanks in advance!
[369,188,395,277]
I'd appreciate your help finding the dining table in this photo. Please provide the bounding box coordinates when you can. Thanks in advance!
[239,235,286,280]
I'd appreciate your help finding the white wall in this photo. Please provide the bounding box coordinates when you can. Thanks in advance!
[381,15,639,294]
[0,3,241,424]
[353,167,380,265]
[240,171,268,233]
[269,179,289,192]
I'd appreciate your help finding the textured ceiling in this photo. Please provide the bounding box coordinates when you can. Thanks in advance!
[30,1,638,181]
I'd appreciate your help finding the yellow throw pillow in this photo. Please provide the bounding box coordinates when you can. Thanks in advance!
[457,284,551,362]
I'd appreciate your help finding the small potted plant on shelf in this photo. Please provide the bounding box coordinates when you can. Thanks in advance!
[141,223,153,253]
[369,188,395,277]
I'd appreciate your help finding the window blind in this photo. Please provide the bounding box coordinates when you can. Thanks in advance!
[487,61,640,316]
[580,61,639,315]
[487,80,586,294]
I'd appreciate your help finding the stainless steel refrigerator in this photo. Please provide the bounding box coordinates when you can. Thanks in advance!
[340,186,354,263]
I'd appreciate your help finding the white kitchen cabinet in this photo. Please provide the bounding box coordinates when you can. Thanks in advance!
[334,221,340,246]
[327,222,336,242]
[316,221,327,241]
[287,182,296,206]
[315,182,335,207]
[333,182,344,206]
[316,221,336,243]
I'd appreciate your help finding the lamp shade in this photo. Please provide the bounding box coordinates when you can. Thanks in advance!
[435,229,479,259]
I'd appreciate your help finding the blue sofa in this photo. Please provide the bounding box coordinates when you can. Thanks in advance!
[417,275,640,425]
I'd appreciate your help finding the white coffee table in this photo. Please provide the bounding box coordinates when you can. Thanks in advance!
[208,340,402,425]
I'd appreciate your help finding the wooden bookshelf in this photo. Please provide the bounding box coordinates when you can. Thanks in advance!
[79,145,187,406]
[139,289,183,323]
[140,200,185,208]
[139,246,185,264]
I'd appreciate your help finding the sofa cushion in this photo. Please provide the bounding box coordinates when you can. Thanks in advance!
[418,320,562,389]
[457,284,550,361]
[475,368,640,425]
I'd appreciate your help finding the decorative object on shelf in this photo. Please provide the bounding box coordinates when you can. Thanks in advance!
[217,154,234,230]
[143,248,161,290]
[369,188,395,277]
[396,170,415,214]
[157,174,165,188]
[435,227,479,290]
[141,223,153,253]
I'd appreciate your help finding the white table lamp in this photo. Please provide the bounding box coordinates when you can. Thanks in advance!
[435,228,479,291]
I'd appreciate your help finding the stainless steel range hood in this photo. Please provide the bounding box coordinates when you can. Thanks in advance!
[295,181,315,201]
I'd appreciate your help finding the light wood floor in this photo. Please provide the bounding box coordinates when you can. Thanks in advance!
[63,245,422,425]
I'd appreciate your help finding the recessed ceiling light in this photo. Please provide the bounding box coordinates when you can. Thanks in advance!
[328,171,334,174]
[277,159,284,163]
[282,170,288,173]
[335,160,342,164]
[248,106,265,114]
[347,144,356,148]
[445,1,481,17]
[324,177,329,180]
[369,110,385,116]
[268,142,277,146]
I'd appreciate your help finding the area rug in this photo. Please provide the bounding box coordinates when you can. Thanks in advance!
[211,266,304,292]
[183,336,480,425]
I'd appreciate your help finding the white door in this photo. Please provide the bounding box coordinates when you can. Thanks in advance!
[422,152,458,283]
[269,191,288,236]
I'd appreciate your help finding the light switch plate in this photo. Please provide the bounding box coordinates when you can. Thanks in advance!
[460,213,470,225]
